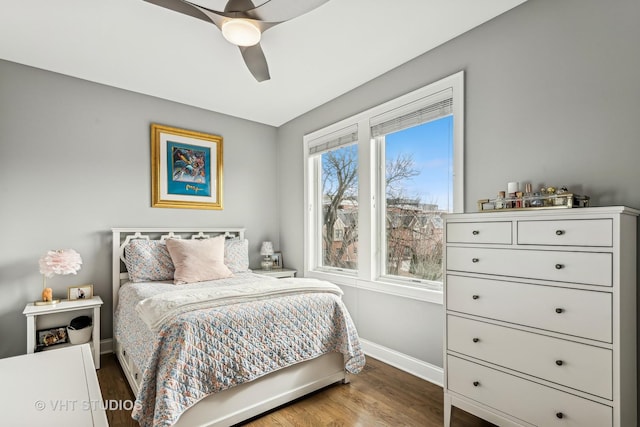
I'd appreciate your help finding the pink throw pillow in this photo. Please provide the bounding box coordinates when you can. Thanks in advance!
[165,236,233,284]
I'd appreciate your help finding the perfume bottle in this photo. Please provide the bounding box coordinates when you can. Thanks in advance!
[539,186,549,206]
[495,191,505,209]
[524,183,533,207]
[546,186,557,206]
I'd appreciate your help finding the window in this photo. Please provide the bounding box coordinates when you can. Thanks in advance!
[307,125,359,272]
[378,114,453,284]
[304,72,463,294]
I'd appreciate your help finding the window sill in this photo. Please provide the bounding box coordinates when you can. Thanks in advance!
[306,270,443,304]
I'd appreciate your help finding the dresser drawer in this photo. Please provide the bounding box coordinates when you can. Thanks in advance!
[517,219,613,247]
[447,356,612,427]
[447,315,612,399]
[446,247,612,287]
[446,221,512,244]
[446,275,612,342]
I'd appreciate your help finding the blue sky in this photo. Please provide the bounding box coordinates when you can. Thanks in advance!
[385,115,453,211]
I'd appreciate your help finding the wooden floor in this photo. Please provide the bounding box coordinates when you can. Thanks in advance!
[97,353,495,426]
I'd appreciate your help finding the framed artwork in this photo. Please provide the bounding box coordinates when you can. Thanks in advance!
[151,123,223,210]
[37,326,68,347]
[272,252,283,269]
[68,284,93,300]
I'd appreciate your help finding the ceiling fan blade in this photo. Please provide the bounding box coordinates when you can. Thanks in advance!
[239,44,271,82]
[186,1,279,33]
[142,0,211,22]
[245,0,329,22]
[224,0,256,13]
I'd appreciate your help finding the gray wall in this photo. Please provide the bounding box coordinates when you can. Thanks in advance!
[277,0,640,367]
[2,0,639,371]
[0,61,278,358]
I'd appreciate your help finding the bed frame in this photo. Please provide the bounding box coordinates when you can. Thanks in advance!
[112,227,348,426]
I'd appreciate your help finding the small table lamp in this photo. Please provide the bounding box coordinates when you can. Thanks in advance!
[37,249,83,305]
[260,241,274,270]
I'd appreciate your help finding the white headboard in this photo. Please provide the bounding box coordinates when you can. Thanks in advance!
[111,227,246,322]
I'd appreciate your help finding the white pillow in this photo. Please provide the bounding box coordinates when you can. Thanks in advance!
[165,236,233,284]
[224,238,250,273]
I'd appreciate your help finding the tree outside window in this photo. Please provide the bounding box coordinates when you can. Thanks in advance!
[321,144,358,269]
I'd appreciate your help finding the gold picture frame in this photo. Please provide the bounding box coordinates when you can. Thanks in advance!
[68,284,93,300]
[151,124,223,210]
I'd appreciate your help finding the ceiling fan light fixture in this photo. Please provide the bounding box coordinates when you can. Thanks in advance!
[221,19,261,46]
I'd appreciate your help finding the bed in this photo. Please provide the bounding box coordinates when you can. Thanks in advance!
[111,227,365,427]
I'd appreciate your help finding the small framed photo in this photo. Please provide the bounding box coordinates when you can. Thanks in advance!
[272,252,283,269]
[37,326,68,347]
[68,284,93,300]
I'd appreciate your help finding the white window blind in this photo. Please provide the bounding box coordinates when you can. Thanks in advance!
[307,124,358,156]
[370,88,453,137]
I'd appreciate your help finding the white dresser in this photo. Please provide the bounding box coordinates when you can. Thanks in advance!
[0,344,108,426]
[443,207,638,427]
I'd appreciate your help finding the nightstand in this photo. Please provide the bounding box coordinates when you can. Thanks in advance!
[23,296,103,369]
[253,268,297,278]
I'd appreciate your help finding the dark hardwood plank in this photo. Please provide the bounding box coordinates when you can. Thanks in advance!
[97,353,494,426]
[97,353,137,426]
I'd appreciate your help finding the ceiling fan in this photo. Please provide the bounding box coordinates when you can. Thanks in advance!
[143,0,329,82]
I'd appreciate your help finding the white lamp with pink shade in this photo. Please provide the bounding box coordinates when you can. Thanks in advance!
[37,249,82,305]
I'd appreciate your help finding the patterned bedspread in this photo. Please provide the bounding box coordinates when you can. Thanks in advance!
[114,273,365,427]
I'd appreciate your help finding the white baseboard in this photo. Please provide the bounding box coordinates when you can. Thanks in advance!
[360,338,444,387]
[100,338,113,354]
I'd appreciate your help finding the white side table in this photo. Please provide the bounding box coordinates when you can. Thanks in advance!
[252,268,297,278]
[23,296,103,369]
[1,344,108,426]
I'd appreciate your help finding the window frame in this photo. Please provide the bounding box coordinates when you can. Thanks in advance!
[303,71,464,302]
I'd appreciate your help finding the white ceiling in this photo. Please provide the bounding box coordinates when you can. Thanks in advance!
[0,0,525,127]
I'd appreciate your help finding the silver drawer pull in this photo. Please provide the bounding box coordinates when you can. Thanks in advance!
[555,360,564,366]
[555,263,564,269]
[472,258,479,263]
[555,308,564,314]
[472,230,480,235]
[472,295,480,300]
[555,230,565,236]
[472,381,480,387]
[472,338,480,343]
[556,412,564,419]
